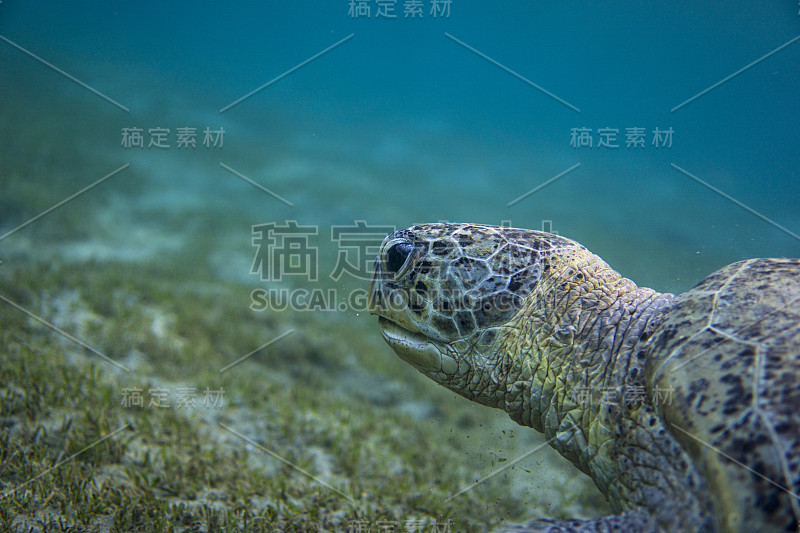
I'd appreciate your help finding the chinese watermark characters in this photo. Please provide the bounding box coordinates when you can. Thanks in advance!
[120,127,225,149]
[120,386,225,409]
[346,518,453,532]
[567,384,673,408]
[250,220,393,313]
[348,0,451,19]
[251,220,395,284]
[569,127,673,149]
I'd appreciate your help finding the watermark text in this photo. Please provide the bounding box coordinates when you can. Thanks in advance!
[121,126,224,149]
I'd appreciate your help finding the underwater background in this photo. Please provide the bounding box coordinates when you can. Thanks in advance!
[1,2,798,531]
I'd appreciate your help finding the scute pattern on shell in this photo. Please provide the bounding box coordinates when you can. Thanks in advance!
[645,258,800,532]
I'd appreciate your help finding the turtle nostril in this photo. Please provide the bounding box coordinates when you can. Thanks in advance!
[386,242,414,277]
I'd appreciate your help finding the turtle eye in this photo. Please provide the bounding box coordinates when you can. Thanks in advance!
[384,240,417,280]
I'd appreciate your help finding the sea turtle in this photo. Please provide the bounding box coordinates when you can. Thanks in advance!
[368,223,800,533]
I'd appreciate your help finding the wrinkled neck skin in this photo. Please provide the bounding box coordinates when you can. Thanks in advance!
[437,249,674,492]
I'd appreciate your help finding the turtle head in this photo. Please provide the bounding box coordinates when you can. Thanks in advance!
[369,223,674,480]
[368,223,577,406]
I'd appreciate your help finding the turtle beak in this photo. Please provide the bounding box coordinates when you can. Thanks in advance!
[378,316,458,375]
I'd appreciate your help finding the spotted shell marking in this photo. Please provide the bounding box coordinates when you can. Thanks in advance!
[646,258,800,532]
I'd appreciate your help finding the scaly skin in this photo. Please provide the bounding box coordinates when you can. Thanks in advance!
[369,223,717,532]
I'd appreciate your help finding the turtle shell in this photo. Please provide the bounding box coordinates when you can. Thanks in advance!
[645,258,800,532]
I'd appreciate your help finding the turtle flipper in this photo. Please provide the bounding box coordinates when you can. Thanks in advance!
[494,511,657,532]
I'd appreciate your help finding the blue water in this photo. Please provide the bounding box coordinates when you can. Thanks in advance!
[1,3,800,528]
[2,1,799,293]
